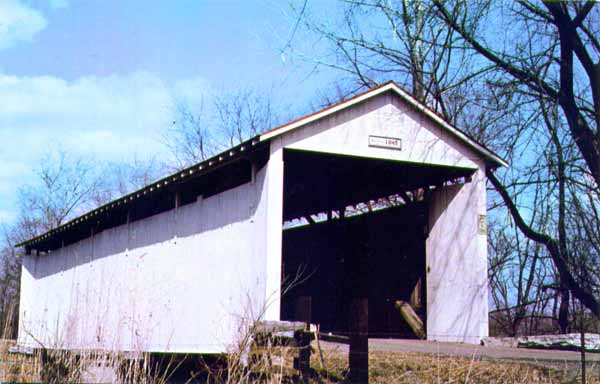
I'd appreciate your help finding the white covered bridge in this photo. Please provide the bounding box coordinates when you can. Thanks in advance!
[17,81,506,354]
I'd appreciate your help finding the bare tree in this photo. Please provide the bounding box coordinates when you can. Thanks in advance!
[291,0,600,322]
[488,201,557,336]
[163,101,218,169]
[290,0,496,121]
[164,87,279,169]
[0,225,22,337]
[432,0,600,319]
[11,149,161,241]
[92,156,165,206]
[15,151,103,238]
[214,87,276,148]
[309,81,364,109]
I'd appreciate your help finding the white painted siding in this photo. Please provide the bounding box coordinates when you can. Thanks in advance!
[263,137,284,321]
[18,166,271,353]
[281,91,480,169]
[426,167,489,343]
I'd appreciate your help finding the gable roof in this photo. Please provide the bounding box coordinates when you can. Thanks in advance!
[18,81,507,251]
[262,81,508,168]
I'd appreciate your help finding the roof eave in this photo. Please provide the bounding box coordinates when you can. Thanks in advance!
[16,137,269,249]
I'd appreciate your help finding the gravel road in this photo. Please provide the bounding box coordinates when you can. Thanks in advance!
[368,339,600,362]
[318,338,600,372]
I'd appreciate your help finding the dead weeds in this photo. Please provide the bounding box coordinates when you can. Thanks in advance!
[315,346,600,384]
[1,338,599,383]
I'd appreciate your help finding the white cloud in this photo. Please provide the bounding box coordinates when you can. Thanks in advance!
[0,0,47,50]
[0,71,197,157]
[0,71,210,224]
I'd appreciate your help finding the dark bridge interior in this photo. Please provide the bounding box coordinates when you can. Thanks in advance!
[280,149,474,337]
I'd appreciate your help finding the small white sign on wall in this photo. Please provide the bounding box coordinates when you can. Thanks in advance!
[368,135,402,150]
[478,214,487,235]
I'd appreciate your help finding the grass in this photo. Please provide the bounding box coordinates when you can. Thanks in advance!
[0,339,184,383]
[0,340,39,382]
[368,351,564,383]
[1,337,599,383]
[313,343,599,384]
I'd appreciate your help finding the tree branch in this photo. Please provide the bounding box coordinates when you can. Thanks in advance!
[432,0,560,99]
[488,170,600,317]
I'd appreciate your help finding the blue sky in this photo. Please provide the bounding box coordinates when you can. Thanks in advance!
[0,0,343,226]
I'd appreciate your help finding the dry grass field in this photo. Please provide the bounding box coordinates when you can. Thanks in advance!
[0,338,599,383]
[242,339,600,383]
[314,348,599,384]
[0,340,39,382]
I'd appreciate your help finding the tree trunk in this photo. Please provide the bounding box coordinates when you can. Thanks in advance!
[558,288,570,334]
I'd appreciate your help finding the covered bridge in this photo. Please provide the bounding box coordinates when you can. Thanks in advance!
[17,81,506,353]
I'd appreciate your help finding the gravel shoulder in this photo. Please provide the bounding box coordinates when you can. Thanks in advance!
[368,338,600,362]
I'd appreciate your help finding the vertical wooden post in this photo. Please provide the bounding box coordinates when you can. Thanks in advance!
[349,298,368,383]
[90,226,95,262]
[250,162,257,184]
[294,296,312,380]
[580,304,586,384]
[174,192,181,210]
[294,330,311,381]
[581,327,586,384]
[294,296,312,325]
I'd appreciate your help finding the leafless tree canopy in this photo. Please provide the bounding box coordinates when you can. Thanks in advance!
[164,87,278,169]
[291,0,600,327]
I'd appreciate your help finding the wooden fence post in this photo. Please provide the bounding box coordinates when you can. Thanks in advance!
[294,296,312,381]
[294,330,311,381]
[349,297,368,383]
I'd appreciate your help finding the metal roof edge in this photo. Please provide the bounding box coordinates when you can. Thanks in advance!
[17,137,267,249]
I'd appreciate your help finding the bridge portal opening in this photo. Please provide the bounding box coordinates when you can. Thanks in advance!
[280,149,473,338]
